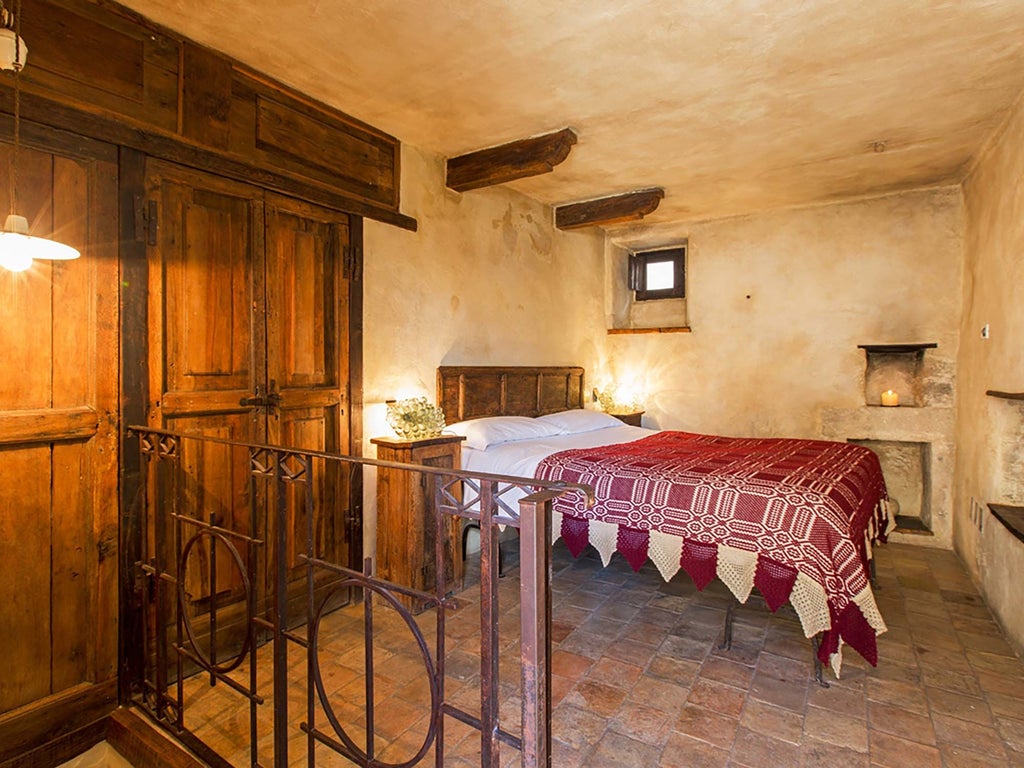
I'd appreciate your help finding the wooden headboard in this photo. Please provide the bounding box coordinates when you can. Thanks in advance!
[437,366,585,424]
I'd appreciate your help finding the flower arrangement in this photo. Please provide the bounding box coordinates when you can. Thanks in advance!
[386,397,446,440]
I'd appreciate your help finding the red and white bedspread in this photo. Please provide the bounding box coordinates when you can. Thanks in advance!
[535,431,890,675]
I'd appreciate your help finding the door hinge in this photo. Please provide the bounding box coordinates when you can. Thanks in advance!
[134,195,158,246]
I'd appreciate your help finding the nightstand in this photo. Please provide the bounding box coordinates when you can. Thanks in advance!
[371,434,465,612]
[611,411,644,427]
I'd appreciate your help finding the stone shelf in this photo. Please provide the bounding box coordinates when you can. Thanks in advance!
[859,343,938,408]
[989,504,1024,545]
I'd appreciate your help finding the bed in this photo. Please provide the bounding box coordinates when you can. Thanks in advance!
[437,365,890,675]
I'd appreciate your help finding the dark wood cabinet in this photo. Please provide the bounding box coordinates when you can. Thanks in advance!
[371,435,465,612]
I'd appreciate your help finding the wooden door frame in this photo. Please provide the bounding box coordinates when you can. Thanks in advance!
[117,148,365,705]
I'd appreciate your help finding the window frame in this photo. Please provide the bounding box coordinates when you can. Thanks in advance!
[629,246,686,301]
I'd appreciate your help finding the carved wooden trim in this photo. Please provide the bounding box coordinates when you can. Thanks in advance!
[555,188,665,230]
[4,0,415,230]
[0,89,417,231]
[446,128,577,192]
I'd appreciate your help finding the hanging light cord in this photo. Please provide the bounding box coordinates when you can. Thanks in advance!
[8,0,21,222]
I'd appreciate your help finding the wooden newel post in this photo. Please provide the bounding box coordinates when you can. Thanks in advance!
[519,490,556,768]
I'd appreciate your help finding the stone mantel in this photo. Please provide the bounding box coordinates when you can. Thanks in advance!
[821,405,955,548]
[820,405,955,443]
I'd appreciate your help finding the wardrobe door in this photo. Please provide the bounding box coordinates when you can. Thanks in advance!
[145,160,264,612]
[144,163,356,629]
[264,193,352,589]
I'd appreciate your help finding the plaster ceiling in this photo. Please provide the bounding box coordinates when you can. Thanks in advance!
[118,0,1024,231]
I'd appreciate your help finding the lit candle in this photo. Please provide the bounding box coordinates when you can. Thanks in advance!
[881,390,899,407]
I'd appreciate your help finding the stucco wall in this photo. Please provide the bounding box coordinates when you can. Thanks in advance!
[361,144,607,554]
[957,91,1024,655]
[606,189,963,439]
[604,190,964,543]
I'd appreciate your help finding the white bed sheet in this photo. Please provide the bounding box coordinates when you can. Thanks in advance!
[458,424,654,519]
[460,424,655,487]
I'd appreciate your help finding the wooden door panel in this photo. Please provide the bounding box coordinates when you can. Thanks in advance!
[162,187,257,399]
[276,408,340,572]
[276,223,329,386]
[0,149,54,411]
[0,449,52,708]
[168,418,255,604]
[265,198,349,403]
[0,142,119,717]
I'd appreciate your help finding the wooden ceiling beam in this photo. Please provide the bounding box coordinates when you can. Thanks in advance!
[554,188,665,230]
[446,128,578,192]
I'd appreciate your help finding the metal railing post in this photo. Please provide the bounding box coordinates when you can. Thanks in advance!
[518,491,555,768]
[272,451,289,767]
[479,479,501,767]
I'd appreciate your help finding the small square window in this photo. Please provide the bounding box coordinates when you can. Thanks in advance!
[629,246,685,301]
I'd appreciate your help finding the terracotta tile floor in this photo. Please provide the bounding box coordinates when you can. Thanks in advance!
[177,541,1024,767]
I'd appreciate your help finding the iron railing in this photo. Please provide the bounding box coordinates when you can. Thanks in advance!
[126,426,591,768]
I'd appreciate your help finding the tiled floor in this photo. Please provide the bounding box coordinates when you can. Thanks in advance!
[177,540,1024,767]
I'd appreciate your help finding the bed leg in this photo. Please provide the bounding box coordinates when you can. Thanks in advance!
[811,635,831,689]
[869,557,878,589]
[717,604,734,650]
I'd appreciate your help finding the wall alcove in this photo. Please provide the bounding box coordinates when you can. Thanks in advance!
[858,343,938,407]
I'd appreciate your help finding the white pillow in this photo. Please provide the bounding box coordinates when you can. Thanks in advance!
[445,416,563,450]
[536,409,624,434]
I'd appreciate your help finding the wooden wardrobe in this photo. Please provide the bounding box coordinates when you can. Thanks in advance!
[0,0,414,762]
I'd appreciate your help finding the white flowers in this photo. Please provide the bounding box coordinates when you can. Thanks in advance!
[386,397,446,439]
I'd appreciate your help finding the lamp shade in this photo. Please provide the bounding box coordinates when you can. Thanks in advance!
[0,214,81,271]
[0,28,26,71]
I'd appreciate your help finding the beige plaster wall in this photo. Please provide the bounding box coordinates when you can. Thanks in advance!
[606,189,964,438]
[605,189,964,544]
[957,91,1024,655]
[361,144,607,554]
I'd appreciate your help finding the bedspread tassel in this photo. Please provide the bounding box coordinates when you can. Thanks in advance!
[617,526,650,572]
[680,539,718,591]
[753,556,798,613]
[561,515,590,558]
[818,601,880,670]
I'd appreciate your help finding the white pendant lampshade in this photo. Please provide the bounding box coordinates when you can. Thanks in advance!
[0,27,26,71]
[0,214,80,271]
[0,0,80,272]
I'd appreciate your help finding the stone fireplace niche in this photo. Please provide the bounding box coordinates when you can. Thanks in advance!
[822,340,953,546]
[851,439,932,533]
[858,343,938,407]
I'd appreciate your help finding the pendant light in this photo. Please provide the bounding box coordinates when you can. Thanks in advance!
[0,0,79,272]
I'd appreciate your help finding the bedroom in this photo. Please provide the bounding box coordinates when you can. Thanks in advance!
[0,0,1023,766]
